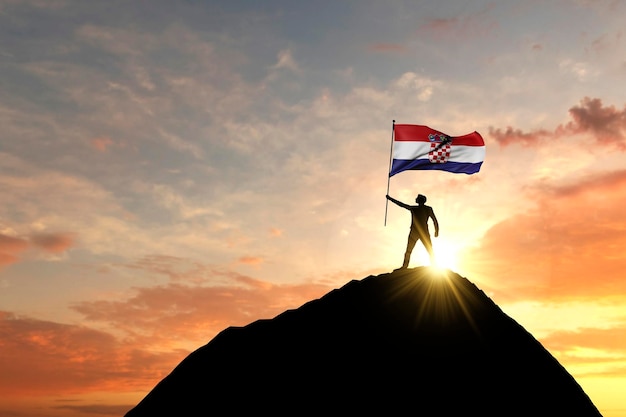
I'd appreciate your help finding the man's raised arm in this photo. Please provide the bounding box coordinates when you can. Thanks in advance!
[386,194,410,210]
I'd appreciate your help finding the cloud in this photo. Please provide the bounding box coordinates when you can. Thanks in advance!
[415,6,498,41]
[91,137,114,152]
[565,97,626,146]
[238,256,264,265]
[121,254,213,283]
[71,274,334,350]
[0,232,74,268]
[490,97,626,149]
[0,234,29,267]
[0,0,68,11]
[76,24,157,58]
[269,227,283,237]
[488,126,552,147]
[462,169,626,301]
[0,253,19,267]
[54,404,135,416]
[271,49,299,72]
[539,324,626,378]
[559,59,594,82]
[0,267,342,401]
[0,311,184,396]
[146,183,221,220]
[0,234,29,251]
[588,31,623,54]
[543,323,626,353]
[29,233,74,254]
[367,43,407,53]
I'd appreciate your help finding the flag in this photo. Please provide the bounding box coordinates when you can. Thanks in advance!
[390,124,485,176]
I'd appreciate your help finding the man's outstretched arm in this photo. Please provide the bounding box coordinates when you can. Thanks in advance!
[386,194,410,210]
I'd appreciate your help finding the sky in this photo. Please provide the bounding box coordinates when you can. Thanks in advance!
[1,0,625,415]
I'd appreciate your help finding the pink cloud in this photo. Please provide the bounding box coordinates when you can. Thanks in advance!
[490,97,626,149]
[91,137,114,152]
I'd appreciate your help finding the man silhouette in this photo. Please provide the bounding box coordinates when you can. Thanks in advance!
[386,193,439,268]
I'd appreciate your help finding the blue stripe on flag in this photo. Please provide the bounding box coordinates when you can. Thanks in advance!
[390,158,483,176]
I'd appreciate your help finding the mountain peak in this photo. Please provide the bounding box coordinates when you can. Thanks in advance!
[125,267,602,416]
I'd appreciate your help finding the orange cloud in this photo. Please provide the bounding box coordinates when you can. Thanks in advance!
[490,97,626,149]
[543,324,626,353]
[269,227,283,237]
[0,234,29,268]
[91,137,114,152]
[0,232,75,268]
[0,253,19,266]
[539,324,626,377]
[54,404,135,416]
[71,276,334,349]
[23,273,332,401]
[29,233,74,254]
[238,256,264,265]
[462,169,626,301]
[0,311,184,397]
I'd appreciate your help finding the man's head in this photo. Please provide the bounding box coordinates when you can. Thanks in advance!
[416,194,427,205]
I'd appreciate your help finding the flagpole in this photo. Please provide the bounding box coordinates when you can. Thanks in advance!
[384,119,395,226]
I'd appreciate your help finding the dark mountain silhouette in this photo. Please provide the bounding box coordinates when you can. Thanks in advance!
[125,267,602,416]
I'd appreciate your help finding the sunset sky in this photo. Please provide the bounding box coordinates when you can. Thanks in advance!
[1,1,626,416]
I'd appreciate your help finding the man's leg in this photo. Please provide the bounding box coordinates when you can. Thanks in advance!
[402,234,417,268]
[421,233,436,265]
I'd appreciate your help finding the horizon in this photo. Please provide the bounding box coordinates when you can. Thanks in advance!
[1,1,626,416]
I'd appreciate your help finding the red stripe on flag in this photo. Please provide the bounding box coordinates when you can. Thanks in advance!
[394,124,484,147]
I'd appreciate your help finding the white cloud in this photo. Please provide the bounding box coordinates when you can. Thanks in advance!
[559,59,596,82]
[149,183,221,220]
[272,49,299,72]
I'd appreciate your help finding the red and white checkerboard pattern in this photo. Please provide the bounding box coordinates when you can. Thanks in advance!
[428,143,451,164]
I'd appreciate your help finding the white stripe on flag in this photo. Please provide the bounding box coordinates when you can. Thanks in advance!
[393,141,485,163]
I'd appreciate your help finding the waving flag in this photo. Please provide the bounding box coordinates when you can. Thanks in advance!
[390,124,485,176]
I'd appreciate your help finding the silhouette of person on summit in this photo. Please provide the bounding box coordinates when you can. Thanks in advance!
[386,193,439,268]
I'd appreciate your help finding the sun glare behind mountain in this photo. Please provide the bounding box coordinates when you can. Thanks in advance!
[432,237,461,271]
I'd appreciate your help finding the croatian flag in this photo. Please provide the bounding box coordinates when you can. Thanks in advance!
[389,124,485,176]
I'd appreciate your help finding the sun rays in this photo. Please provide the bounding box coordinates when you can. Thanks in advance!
[387,267,482,335]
